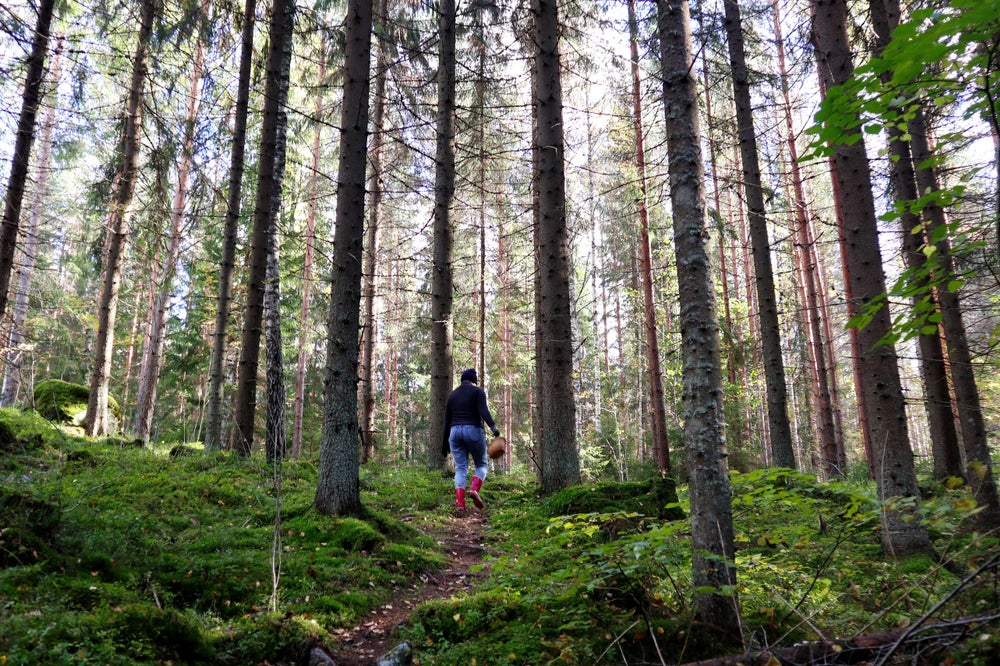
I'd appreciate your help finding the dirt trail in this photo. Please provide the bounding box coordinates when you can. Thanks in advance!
[324,511,489,666]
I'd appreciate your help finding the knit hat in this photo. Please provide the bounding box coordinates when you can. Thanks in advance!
[461,368,478,384]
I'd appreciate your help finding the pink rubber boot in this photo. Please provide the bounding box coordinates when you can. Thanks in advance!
[455,487,466,510]
[469,476,485,510]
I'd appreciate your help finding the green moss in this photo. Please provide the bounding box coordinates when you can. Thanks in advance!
[33,379,123,426]
[896,551,938,575]
[327,516,386,551]
[109,605,215,663]
[215,613,328,664]
[0,489,61,567]
[374,543,447,575]
[543,476,684,520]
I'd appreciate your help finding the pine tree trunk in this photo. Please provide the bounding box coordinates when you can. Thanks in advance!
[205,0,256,451]
[264,0,295,465]
[723,0,795,470]
[315,0,372,517]
[133,0,210,442]
[773,0,841,475]
[907,111,1000,530]
[85,0,157,437]
[533,0,580,493]
[628,0,671,474]
[656,0,738,633]
[120,289,143,408]
[232,0,293,456]
[427,0,456,472]
[476,37,487,374]
[530,55,544,486]
[811,0,931,556]
[0,0,57,323]
[292,48,323,459]
[700,40,749,464]
[359,0,390,464]
[2,35,63,407]
[498,198,513,468]
[869,0,962,482]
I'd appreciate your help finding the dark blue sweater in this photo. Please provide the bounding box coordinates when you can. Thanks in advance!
[442,381,497,451]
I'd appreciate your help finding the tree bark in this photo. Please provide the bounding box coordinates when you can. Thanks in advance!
[533,0,580,493]
[133,0,211,443]
[427,0,456,472]
[205,0,256,451]
[869,0,962,482]
[811,0,932,557]
[0,0,57,323]
[723,0,796,470]
[263,0,295,465]
[907,110,1000,530]
[773,0,842,475]
[656,0,738,634]
[315,0,372,517]
[2,35,63,407]
[292,45,324,459]
[359,0,390,465]
[698,26,745,463]
[628,0,671,475]
[84,0,157,437]
[232,0,293,456]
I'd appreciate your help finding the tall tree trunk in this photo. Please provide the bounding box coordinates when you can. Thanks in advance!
[263,0,295,465]
[120,288,143,408]
[530,45,545,485]
[314,0,372,517]
[359,0,390,464]
[533,0,580,493]
[0,0,57,323]
[907,111,1000,530]
[232,0,294,456]
[828,152,874,474]
[2,35,63,407]
[656,0,738,634]
[476,28,487,375]
[869,0,962,482]
[723,0,796,470]
[292,46,324,459]
[772,0,841,475]
[698,11,743,463]
[498,195,513,468]
[427,0,456,471]
[814,242,846,457]
[133,0,211,442]
[584,93,604,445]
[84,0,157,437]
[628,0,671,475]
[811,0,931,557]
[205,0,256,451]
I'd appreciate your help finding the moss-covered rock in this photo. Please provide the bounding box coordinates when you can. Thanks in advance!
[33,379,122,427]
[542,476,685,520]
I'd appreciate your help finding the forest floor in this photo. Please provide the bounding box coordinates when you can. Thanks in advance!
[325,509,490,666]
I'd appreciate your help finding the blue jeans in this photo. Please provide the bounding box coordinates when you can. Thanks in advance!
[449,424,488,489]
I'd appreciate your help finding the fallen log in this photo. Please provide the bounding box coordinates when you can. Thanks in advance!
[678,618,988,666]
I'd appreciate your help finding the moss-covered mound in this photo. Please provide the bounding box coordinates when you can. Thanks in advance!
[33,379,122,426]
[542,476,685,520]
[0,489,61,567]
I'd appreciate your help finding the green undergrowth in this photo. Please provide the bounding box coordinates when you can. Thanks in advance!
[401,468,999,665]
[0,408,450,665]
[1,406,997,665]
